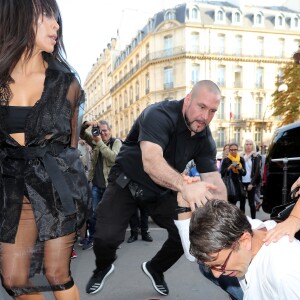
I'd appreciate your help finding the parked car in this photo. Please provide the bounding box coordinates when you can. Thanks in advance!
[262,121,300,214]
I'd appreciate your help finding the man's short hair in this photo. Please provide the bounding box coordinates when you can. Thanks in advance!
[98,120,111,129]
[191,80,221,99]
[189,200,252,263]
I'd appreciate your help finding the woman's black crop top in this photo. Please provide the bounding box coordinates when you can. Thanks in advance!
[0,106,32,134]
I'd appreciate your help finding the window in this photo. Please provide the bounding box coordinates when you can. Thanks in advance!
[164,35,173,56]
[292,17,299,28]
[129,86,133,103]
[233,97,241,120]
[217,10,224,22]
[191,64,200,85]
[124,90,128,107]
[233,128,241,145]
[145,73,150,94]
[233,12,241,23]
[254,128,262,145]
[165,10,175,20]
[234,66,242,88]
[217,65,225,87]
[217,97,225,119]
[293,40,300,55]
[217,34,225,54]
[191,32,200,52]
[277,38,284,58]
[255,98,262,119]
[191,7,199,19]
[256,37,264,56]
[255,13,263,25]
[217,128,226,148]
[164,67,173,89]
[278,16,283,26]
[135,81,139,99]
[146,43,150,56]
[256,67,263,89]
[119,95,122,110]
[235,35,242,55]
[147,18,153,31]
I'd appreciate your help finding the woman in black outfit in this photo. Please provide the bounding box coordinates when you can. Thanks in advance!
[221,143,246,205]
[0,0,90,299]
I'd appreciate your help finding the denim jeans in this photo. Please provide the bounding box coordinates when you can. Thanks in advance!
[89,185,106,239]
[199,264,244,300]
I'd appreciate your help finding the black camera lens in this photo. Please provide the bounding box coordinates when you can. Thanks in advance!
[91,127,101,136]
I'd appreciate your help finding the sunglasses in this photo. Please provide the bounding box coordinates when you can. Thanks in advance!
[229,149,238,151]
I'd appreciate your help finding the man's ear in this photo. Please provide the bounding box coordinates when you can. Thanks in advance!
[239,232,252,251]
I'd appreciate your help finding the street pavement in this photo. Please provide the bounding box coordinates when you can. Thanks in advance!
[0,207,269,300]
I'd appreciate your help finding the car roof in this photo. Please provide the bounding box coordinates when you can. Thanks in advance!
[275,121,300,133]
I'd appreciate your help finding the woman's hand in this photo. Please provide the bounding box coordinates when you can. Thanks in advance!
[263,216,300,245]
[247,184,253,191]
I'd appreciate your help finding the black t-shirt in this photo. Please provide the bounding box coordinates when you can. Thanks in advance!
[114,99,217,195]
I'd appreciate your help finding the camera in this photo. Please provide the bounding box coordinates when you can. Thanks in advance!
[91,126,101,136]
[233,162,238,167]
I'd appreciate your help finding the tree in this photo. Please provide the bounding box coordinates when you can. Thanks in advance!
[271,60,300,126]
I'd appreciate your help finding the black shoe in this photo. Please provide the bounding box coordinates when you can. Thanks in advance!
[127,234,138,243]
[142,232,153,242]
[86,264,115,294]
[142,261,169,296]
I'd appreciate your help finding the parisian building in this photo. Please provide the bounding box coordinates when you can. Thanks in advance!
[83,0,300,151]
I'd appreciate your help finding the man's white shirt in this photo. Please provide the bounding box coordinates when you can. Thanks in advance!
[175,217,300,300]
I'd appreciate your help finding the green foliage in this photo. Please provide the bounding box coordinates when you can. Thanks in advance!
[271,63,300,126]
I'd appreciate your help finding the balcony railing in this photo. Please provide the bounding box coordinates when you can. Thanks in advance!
[109,46,291,93]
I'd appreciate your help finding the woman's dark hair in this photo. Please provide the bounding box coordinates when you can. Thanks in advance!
[0,0,73,105]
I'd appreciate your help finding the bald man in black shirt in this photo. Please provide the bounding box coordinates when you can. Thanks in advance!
[86,80,227,296]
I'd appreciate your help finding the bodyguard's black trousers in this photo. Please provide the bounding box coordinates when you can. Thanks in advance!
[93,170,184,273]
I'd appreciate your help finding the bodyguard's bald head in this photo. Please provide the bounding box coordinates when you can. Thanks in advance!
[191,80,221,99]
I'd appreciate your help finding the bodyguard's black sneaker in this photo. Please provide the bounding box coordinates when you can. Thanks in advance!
[142,261,169,296]
[86,264,115,294]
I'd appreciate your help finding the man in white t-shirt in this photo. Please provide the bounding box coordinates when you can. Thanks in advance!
[175,199,300,300]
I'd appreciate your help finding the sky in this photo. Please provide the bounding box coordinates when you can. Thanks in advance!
[56,0,287,83]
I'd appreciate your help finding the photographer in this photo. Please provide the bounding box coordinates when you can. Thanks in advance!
[80,120,122,249]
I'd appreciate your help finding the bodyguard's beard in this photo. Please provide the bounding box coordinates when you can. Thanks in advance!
[184,114,208,134]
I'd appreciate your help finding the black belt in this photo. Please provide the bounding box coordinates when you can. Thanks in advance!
[3,143,76,216]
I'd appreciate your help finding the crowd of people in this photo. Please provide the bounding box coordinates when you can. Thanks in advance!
[1,1,299,300]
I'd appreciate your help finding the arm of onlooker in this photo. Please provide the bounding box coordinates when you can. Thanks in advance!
[174,193,195,262]
[250,154,261,186]
[140,141,216,210]
[93,138,122,163]
[80,121,98,147]
[264,176,300,244]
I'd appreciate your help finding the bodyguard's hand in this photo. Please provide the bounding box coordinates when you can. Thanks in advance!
[180,180,217,211]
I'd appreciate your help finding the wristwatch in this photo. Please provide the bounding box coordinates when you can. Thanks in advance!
[175,206,192,214]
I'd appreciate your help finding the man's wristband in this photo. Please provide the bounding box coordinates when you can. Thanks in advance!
[175,206,192,214]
